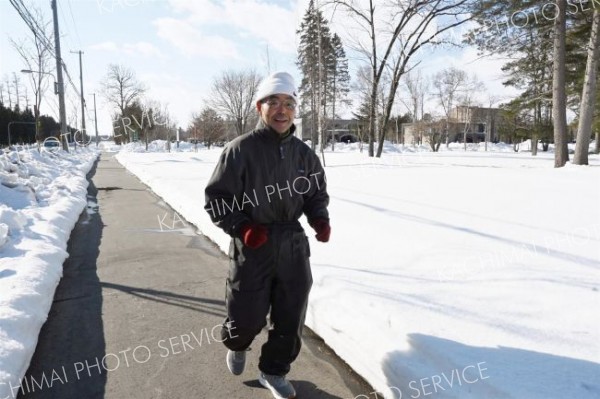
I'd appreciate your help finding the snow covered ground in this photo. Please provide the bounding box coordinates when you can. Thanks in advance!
[0,146,98,398]
[114,140,600,399]
[0,139,598,399]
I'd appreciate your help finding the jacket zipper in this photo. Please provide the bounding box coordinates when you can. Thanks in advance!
[277,141,285,220]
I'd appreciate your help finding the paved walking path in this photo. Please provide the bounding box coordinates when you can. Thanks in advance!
[19,153,373,399]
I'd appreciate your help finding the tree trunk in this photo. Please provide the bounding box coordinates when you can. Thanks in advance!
[317,10,325,165]
[34,105,41,145]
[552,0,569,168]
[574,9,600,165]
[331,75,336,152]
[368,84,376,157]
[237,118,243,136]
[532,103,540,156]
[310,73,317,150]
[376,58,405,158]
[367,0,376,158]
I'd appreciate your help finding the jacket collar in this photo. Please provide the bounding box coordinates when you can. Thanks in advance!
[257,124,296,143]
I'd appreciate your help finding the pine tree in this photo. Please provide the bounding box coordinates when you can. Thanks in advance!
[468,0,597,165]
[501,28,554,155]
[297,0,327,148]
[297,0,350,151]
[327,33,351,150]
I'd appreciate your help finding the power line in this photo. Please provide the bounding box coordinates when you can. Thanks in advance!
[55,1,81,96]
[9,0,81,105]
[66,0,82,49]
[8,0,56,59]
[57,0,75,52]
[61,60,80,95]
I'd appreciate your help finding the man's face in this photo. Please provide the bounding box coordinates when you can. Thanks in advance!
[257,94,296,134]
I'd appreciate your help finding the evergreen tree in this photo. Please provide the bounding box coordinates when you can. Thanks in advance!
[500,28,554,155]
[328,33,351,119]
[0,102,59,146]
[297,1,349,149]
[297,0,330,147]
[468,0,597,165]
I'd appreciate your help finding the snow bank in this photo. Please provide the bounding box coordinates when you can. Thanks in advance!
[0,147,98,398]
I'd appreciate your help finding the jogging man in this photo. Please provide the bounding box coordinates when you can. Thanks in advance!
[204,71,330,399]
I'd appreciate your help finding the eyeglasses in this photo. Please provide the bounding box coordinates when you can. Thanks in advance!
[263,97,297,111]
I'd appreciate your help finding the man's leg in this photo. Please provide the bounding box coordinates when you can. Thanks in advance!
[259,229,312,376]
[222,237,275,351]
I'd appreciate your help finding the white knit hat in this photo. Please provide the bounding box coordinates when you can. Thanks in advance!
[255,71,298,104]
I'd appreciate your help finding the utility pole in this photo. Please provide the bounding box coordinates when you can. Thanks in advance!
[71,50,86,143]
[93,93,99,147]
[51,0,69,152]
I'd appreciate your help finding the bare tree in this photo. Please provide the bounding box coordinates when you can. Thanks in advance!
[140,100,171,150]
[23,86,30,109]
[11,73,21,110]
[4,75,12,108]
[10,5,53,145]
[402,70,428,145]
[100,64,147,142]
[432,66,467,149]
[484,93,502,151]
[353,66,375,112]
[332,0,474,157]
[209,69,261,136]
[574,9,600,165]
[459,74,484,150]
[423,116,446,151]
[403,70,426,122]
[553,0,569,168]
[152,103,174,144]
[192,107,226,149]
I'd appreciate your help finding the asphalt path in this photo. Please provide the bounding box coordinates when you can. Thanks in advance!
[18,153,374,399]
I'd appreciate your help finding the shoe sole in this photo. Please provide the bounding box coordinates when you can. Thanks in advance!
[258,374,296,399]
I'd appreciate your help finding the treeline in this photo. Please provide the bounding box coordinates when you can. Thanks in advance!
[81,1,600,168]
[0,102,61,146]
[104,0,600,168]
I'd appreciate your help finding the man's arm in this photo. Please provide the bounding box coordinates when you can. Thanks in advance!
[303,151,329,223]
[204,146,251,236]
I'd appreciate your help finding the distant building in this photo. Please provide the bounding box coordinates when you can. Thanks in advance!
[299,117,366,143]
[402,106,501,145]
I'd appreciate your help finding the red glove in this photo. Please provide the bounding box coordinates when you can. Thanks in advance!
[239,223,268,249]
[310,219,331,242]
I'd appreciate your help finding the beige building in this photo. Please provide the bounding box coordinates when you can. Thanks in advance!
[402,106,501,146]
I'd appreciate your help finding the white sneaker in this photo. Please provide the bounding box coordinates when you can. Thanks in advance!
[226,350,246,375]
[259,372,296,399]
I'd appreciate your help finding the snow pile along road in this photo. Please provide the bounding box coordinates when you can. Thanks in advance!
[0,146,98,398]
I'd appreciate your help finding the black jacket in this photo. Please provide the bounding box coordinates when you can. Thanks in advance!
[204,125,329,236]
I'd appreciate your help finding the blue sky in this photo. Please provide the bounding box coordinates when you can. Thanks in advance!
[1,0,517,136]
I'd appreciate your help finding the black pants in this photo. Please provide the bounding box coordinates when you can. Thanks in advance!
[221,221,312,376]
